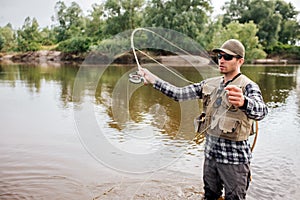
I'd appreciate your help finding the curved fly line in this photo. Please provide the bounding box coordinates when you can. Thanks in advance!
[129,27,258,152]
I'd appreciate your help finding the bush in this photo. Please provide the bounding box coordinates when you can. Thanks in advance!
[56,37,91,53]
[266,43,300,59]
[16,39,41,52]
[0,34,4,51]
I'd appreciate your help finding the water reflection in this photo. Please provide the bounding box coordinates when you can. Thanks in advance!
[2,64,298,108]
[1,64,299,146]
[0,64,78,107]
[0,64,299,146]
[1,63,300,199]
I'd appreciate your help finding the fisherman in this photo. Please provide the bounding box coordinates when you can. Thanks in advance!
[138,39,268,200]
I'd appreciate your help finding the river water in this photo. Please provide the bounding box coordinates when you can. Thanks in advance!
[0,63,300,199]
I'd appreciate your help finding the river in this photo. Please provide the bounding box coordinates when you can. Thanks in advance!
[0,63,300,199]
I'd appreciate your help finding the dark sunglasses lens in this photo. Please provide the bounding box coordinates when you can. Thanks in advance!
[217,53,234,61]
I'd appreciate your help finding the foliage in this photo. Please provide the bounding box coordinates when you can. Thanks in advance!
[143,0,212,40]
[1,0,299,60]
[102,0,144,36]
[222,0,300,48]
[210,21,266,62]
[0,24,16,52]
[266,43,300,59]
[0,34,4,51]
[278,19,300,45]
[197,16,224,49]
[85,3,105,42]
[52,1,85,42]
[16,17,41,52]
[56,36,91,53]
[40,27,56,46]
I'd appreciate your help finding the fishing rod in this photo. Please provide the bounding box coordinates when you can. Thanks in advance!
[128,27,259,152]
[128,28,144,84]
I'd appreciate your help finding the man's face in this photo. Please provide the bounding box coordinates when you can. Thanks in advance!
[217,52,243,75]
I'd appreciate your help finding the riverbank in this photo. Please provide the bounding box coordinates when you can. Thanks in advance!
[0,50,211,66]
[1,50,299,66]
[0,50,85,66]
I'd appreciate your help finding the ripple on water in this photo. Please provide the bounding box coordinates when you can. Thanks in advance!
[0,166,93,200]
[0,145,96,200]
[248,155,298,200]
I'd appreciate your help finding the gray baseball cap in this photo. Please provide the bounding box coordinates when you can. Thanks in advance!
[213,39,245,58]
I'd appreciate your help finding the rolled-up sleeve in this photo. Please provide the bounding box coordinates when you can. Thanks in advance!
[153,79,204,101]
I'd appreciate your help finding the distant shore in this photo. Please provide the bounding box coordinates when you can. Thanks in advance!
[0,50,85,66]
[0,50,212,66]
[1,50,299,66]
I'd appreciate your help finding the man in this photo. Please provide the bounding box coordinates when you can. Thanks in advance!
[139,39,268,200]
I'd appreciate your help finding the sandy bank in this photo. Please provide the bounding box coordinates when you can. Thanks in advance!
[0,50,213,67]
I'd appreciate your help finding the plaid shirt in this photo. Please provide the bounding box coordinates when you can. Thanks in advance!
[153,76,268,164]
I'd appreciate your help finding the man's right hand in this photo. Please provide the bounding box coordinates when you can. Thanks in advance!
[138,68,158,85]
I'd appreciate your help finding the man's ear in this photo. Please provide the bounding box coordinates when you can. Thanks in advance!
[238,58,245,65]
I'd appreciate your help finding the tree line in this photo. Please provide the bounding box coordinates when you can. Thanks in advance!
[0,0,299,62]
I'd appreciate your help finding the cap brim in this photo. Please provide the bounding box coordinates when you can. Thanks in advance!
[212,48,238,56]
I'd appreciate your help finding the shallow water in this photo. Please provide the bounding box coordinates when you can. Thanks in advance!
[0,63,300,199]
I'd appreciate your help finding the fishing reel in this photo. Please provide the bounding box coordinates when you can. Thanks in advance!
[129,71,144,84]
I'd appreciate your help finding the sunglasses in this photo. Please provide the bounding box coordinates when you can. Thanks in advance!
[217,53,241,61]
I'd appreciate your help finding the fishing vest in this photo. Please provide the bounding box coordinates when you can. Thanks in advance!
[198,74,254,141]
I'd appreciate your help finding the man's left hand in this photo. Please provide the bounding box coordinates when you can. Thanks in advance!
[225,85,245,107]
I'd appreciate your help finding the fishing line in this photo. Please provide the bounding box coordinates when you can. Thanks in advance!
[128,27,258,151]
[129,28,223,141]
[135,48,194,84]
[129,27,197,84]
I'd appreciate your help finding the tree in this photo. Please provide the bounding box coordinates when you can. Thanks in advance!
[222,0,250,26]
[0,23,16,52]
[40,27,56,46]
[197,16,224,49]
[52,1,85,42]
[224,0,280,48]
[85,3,106,42]
[222,0,300,48]
[210,21,266,62]
[56,36,91,53]
[258,10,282,47]
[275,0,300,45]
[275,0,298,20]
[279,20,300,45]
[0,34,4,51]
[16,17,42,51]
[143,0,212,40]
[102,0,144,36]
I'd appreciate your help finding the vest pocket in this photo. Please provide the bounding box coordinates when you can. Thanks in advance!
[202,84,216,107]
[219,116,241,134]
[194,112,206,133]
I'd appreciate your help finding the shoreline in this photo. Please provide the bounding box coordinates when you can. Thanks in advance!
[1,50,299,66]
